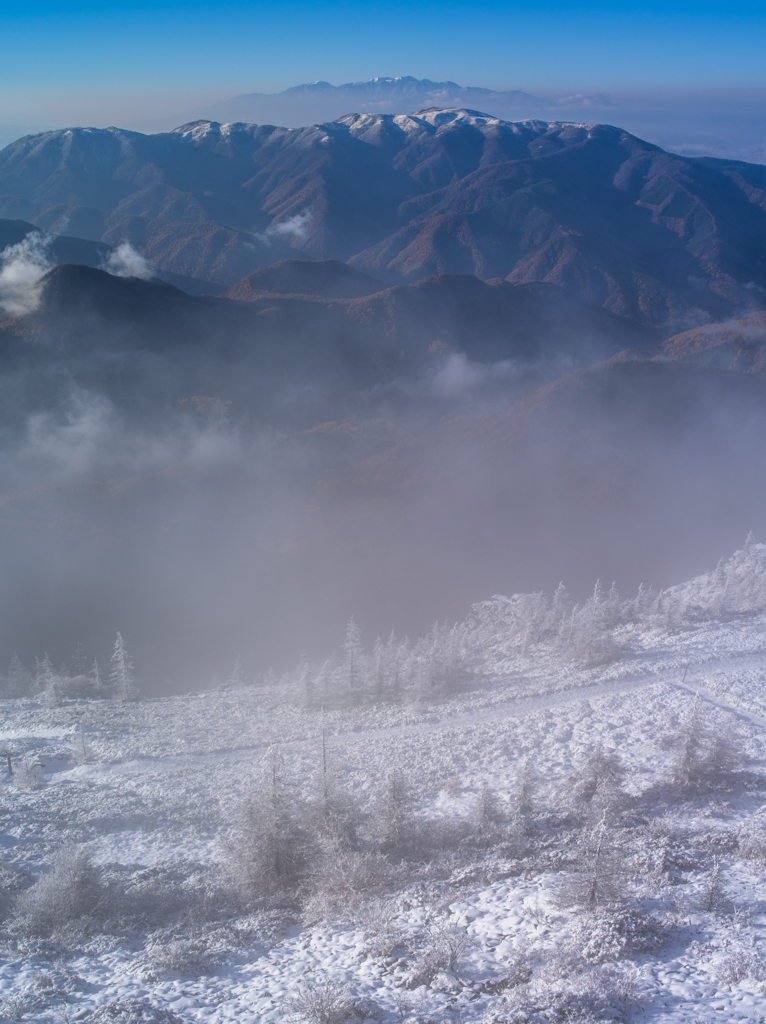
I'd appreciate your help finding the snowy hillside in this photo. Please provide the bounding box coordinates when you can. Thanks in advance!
[3,545,766,1023]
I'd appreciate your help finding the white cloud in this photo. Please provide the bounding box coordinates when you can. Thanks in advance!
[0,232,53,316]
[250,209,313,246]
[102,241,154,279]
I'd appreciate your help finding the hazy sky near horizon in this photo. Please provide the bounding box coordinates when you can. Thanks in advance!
[1,0,765,128]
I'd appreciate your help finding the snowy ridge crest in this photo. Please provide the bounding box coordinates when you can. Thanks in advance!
[659,537,766,620]
[258,540,766,708]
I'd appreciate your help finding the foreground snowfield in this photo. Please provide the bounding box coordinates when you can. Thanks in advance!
[4,548,766,1023]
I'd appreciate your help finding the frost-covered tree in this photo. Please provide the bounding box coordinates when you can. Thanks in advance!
[34,653,55,692]
[699,859,728,914]
[299,662,315,708]
[109,632,136,701]
[342,618,363,698]
[225,746,305,897]
[514,757,537,818]
[4,653,28,698]
[370,770,416,854]
[311,723,358,852]
[560,813,626,910]
[90,658,104,698]
[569,747,625,811]
[34,653,62,707]
[471,784,506,843]
[565,581,621,666]
[670,701,738,792]
[72,641,88,677]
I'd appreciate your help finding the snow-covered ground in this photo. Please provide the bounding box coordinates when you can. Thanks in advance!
[3,549,766,1024]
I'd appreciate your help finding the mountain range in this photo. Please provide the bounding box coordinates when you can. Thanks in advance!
[198,76,551,127]
[2,108,766,326]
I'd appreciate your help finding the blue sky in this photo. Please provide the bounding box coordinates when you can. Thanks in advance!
[1,0,765,128]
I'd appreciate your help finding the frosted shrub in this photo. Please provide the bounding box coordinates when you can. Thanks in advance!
[739,815,766,862]
[470,784,507,841]
[88,999,185,1024]
[116,861,218,929]
[1,995,30,1021]
[711,948,766,985]
[305,850,399,923]
[286,978,362,1024]
[144,936,211,977]
[669,704,739,793]
[368,770,416,854]
[405,921,469,987]
[514,758,537,817]
[357,899,405,958]
[698,860,729,914]
[0,861,26,922]
[14,845,104,937]
[531,963,640,1024]
[572,907,663,964]
[14,756,45,791]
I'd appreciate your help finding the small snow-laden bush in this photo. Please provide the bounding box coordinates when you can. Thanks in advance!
[405,920,470,988]
[113,860,220,930]
[478,950,535,994]
[570,906,664,965]
[1,994,31,1021]
[367,773,465,862]
[525,963,641,1024]
[738,814,766,863]
[0,860,28,923]
[357,898,406,959]
[514,758,537,818]
[286,978,373,1024]
[697,859,730,915]
[88,999,185,1024]
[141,934,212,978]
[711,948,766,985]
[304,849,401,924]
[1,965,88,1019]
[632,820,699,891]
[13,845,104,937]
[13,756,45,791]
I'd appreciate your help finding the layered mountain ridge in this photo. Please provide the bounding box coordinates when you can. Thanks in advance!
[2,108,766,325]
[200,76,549,127]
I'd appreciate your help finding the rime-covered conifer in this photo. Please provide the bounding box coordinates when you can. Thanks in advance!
[109,632,136,701]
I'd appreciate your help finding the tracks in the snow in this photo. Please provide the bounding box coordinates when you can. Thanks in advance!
[67,671,676,781]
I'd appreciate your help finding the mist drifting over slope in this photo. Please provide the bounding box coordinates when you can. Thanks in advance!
[0,257,764,691]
